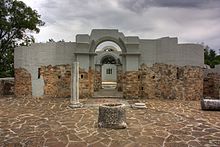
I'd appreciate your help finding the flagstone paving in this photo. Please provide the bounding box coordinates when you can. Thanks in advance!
[1,96,220,147]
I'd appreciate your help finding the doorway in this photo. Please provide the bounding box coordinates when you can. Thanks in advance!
[101,55,117,89]
[94,41,123,97]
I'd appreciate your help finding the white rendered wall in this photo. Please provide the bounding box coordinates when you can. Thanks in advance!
[139,37,203,67]
[216,65,220,73]
[177,44,204,66]
[139,39,157,66]
[14,42,76,97]
[126,55,139,71]
[76,54,90,70]
[156,37,179,65]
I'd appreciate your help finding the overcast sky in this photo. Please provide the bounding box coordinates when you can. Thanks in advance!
[21,0,220,52]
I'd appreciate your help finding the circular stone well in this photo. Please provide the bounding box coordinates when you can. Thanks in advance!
[98,103,127,129]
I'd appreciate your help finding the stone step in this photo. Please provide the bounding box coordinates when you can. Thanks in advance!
[131,102,147,109]
[92,96,123,99]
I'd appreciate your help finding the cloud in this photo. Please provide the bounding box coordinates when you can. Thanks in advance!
[118,0,220,13]
[20,0,220,51]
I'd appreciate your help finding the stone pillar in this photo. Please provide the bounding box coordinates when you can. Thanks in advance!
[69,62,83,108]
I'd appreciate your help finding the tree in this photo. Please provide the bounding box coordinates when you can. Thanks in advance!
[0,0,44,77]
[47,38,55,42]
[47,38,65,42]
[204,45,220,68]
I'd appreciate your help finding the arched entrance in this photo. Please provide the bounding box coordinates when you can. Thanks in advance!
[93,41,123,97]
[75,29,136,98]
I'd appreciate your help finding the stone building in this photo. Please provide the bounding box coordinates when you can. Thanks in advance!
[14,29,204,100]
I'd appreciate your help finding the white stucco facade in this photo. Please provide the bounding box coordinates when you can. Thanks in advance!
[14,29,204,97]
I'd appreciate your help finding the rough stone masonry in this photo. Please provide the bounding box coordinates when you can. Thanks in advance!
[123,63,203,100]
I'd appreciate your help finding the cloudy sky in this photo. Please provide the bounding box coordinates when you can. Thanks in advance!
[21,0,220,52]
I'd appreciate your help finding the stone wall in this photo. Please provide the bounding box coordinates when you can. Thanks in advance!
[123,64,203,100]
[117,68,123,91]
[203,73,220,98]
[0,78,14,96]
[79,68,94,98]
[123,71,140,99]
[40,65,71,98]
[14,63,203,100]
[94,70,101,91]
[32,64,95,99]
[15,68,32,97]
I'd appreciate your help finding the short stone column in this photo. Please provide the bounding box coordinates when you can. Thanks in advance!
[69,62,83,108]
[98,103,127,129]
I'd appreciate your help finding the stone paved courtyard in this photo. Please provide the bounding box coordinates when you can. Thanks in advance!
[1,97,220,147]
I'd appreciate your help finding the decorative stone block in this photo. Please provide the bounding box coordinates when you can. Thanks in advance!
[131,103,147,109]
[201,98,220,110]
[98,103,127,129]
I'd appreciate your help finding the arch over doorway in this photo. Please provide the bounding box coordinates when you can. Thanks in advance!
[94,41,123,91]
[89,36,127,54]
[75,29,140,98]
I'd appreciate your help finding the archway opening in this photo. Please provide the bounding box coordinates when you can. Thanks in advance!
[95,41,122,52]
[94,41,123,92]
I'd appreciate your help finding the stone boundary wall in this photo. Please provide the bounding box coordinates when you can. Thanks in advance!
[123,71,140,99]
[14,63,204,100]
[37,65,95,99]
[15,68,32,97]
[94,70,101,91]
[117,69,123,91]
[123,64,203,100]
[40,65,71,98]
[203,73,220,99]
[0,78,14,96]
[79,68,94,98]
